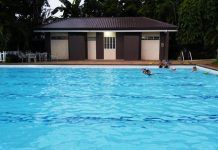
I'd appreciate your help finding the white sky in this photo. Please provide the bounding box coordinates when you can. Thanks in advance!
[48,0,84,9]
[48,0,85,17]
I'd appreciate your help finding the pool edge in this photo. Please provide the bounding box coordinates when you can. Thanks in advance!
[0,65,217,75]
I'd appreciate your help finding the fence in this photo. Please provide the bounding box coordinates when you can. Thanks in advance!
[0,51,7,62]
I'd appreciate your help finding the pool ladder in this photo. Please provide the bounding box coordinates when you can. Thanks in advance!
[179,50,192,61]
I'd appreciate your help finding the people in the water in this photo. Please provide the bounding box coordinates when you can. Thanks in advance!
[171,67,176,71]
[159,60,171,69]
[192,66,197,72]
[142,68,152,75]
[159,60,164,68]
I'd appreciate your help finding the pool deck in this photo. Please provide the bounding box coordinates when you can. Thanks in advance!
[0,59,217,70]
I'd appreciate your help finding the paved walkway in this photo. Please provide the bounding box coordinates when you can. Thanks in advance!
[0,59,217,70]
[0,59,214,65]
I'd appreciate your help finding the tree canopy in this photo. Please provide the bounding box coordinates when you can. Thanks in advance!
[0,0,217,58]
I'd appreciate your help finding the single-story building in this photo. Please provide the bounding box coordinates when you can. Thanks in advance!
[34,17,177,61]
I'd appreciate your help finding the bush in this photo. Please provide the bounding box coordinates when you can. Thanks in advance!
[212,59,218,65]
[6,54,20,63]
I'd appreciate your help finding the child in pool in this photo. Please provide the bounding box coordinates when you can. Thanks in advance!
[192,66,197,72]
[142,69,152,76]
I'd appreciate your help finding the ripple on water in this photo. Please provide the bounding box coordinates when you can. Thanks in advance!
[0,68,218,149]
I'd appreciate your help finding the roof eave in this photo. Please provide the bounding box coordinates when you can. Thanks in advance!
[34,27,178,33]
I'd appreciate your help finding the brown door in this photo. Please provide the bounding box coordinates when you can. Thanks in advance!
[116,32,124,59]
[96,32,104,59]
[68,33,87,60]
[123,33,141,60]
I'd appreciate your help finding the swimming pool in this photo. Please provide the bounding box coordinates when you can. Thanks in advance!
[0,66,217,149]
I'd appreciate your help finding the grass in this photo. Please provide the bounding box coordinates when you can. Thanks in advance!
[212,59,218,65]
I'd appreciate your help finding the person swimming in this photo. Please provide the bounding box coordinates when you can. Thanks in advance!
[164,60,170,68]
[192,66,197,72]
[160,60,170,68]
[142,69,152,75]
[159,60,164,68]
[171,67,176,71]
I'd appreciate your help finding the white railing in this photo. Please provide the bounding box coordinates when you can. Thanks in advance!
[0,51,7,62]
[178,50,193,61]
[189,51,193,61]
[181,51,185,61]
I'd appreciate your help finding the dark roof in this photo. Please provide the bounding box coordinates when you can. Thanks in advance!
[37,17,177,31]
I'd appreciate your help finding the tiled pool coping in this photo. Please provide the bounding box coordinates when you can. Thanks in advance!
[0,65,217,75]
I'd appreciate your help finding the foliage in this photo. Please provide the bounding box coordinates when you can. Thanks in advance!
[119,0,142,17]
[0,0,49,51]
[177,0,203,46]
[212,59,218,65]
[5,54,20,63]
[138,0,157,18]
[52,0,81,18]
[177,0,217,51]
[101,0,122,17]
[82,0,103,17]
[0,26,10,51]
[0,0,217,58]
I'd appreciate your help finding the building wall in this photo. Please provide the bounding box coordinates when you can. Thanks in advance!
[68,32,87,60]
[96,33,104,59]
[50,32,68,60]
[103,32,116,60]
[47,31,169,61]
[116,32,124,59]
[45,33,51,60]
[141,33,160,60]
[160,32,169,60]
[123,33,141,60]
[87,32,96,60]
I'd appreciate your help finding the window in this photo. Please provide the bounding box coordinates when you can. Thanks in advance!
[141,35,160,40]
[148,36,154,40]
[154,36,160,40]
[104,37,116,49]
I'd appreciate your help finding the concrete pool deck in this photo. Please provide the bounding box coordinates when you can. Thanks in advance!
[0,59,217,70]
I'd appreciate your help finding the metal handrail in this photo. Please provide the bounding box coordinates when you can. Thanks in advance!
[189,51,193,61]
[181,51,184,61]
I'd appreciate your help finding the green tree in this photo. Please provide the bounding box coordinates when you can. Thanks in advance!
[199,0,218,50]
[82,0,103,17]
[119,0,142,17]
[0,26,10,51]
[177,0,217,55]
[52,0,82,18]
[0,0,49,51]
[177,0,203,46]
[156,0,181,24]
[138,0,157,18]
[101,0,122,17]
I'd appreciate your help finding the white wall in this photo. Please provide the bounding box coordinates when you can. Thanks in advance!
[51,33,69,60]
[141,32,160,60]
[104,32,116,60]
[87,32,96,60]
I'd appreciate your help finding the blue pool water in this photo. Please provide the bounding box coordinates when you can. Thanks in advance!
[0,67,218,150]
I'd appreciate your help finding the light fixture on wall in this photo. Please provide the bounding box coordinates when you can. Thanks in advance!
[104,32,116,37]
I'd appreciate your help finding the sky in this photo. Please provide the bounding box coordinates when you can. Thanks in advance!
[47,0,85,17]
[48,0,85,10]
